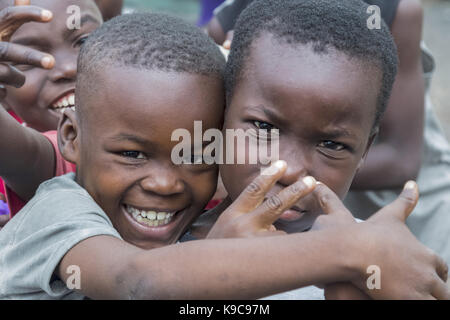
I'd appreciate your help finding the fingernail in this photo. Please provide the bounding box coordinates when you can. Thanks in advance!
[41,10,52,21]
[404,181,416,190]
[302,176,316,188]
[223,40,231,49]
[274,160,286,169]
[261,160,285,176]
[41,56,54,69]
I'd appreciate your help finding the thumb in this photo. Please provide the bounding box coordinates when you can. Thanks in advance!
[15,0,30,5]
[372,180,419,223]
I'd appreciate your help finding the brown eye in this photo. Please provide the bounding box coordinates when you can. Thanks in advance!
[318,141,346,151]
[122,151,145,159]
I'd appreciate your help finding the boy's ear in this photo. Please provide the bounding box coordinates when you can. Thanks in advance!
[58,109,80,165]
[356,129,378,171]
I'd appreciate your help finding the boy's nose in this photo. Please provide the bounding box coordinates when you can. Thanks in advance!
[139,171,185,196]
[276,160,309,187]
[48,54,77,83]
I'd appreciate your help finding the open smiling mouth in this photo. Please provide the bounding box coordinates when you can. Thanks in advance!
[278,206,308,222]
[125,204,180,228]
[50,91,75,114]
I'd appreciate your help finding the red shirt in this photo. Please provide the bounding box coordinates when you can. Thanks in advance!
[2,131,76,218]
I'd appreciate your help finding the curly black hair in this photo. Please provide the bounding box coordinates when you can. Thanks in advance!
[225,0,398,129]
[76,12,226,112]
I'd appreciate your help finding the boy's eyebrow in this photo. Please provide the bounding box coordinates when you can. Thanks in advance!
[63,14,102,38]
[244,105,285,124]
[109,133,150,145]
[320,127,357,139]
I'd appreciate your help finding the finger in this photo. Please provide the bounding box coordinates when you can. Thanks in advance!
[434,253,449,283]
[0,63,24,87]
[231,160,287,213]
[0,6,52,41]
[15,0,30,5]
[372,181,419,223]
[255,230,286,238]
[0,42,54,68]
[431,278,450,300]
[251,176,316,226]
[313,182,352,217]
[222,31,234,50]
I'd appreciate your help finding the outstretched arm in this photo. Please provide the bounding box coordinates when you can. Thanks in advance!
[58,177,449,300]
[351,0,425,190]
[0,107,55,201]
[0,2,57,201]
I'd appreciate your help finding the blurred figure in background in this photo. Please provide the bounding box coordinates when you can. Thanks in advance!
[95,0,123,21]
[198,0,224,27]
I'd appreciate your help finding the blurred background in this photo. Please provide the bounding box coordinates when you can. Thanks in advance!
[123,0,449,139]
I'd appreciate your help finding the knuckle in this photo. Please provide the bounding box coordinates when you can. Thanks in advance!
[266,195,283,211]
[288,182,304,195]
[24,50,36,65]
[319,193,332,207]
[400,192,417,205]
[246,181,262,196]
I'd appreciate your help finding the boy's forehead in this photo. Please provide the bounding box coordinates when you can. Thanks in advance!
[80,66,224,132]
[243,36,379,112]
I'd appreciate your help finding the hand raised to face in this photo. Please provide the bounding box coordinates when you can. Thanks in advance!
[0,0,55,99]
[207,160,316,239]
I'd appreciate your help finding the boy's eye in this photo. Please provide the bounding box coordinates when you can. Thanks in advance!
[253,121,275,131]
[318,141,346,151]
[121,151,146,159]
[75,35,89,47]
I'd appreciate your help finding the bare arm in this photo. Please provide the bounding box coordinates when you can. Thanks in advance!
[0,107,55,200]
[57,179,449,300]
[351,0,425,190]
[0,3,57,201]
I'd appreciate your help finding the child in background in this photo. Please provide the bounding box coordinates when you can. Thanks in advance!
[197,0,224,27]
[0,12,447,300]
[94,0,122,21]
[0,0,101,216]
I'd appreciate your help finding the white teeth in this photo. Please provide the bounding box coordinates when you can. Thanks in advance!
[157,212,166,220]
[125,205,176,227]
[51,92,75,110]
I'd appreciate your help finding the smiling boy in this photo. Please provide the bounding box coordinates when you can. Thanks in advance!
[1,0,102,131]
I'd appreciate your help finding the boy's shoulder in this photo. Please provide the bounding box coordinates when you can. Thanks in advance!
[0,173,121,300]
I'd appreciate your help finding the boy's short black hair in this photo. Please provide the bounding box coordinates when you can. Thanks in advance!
[77,12,226,112]
[225,0,398,129]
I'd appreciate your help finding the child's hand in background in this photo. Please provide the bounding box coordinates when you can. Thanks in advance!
[207,160,316,239]
[0,0,54,99]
